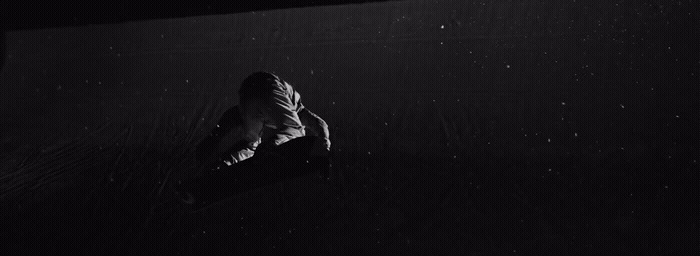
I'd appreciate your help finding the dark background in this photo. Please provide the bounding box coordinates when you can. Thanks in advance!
[1,1,390,69]
[0,1,391,30]
[1,1,697,255]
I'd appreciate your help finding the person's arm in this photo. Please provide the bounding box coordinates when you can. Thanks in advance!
[196,106,242,167]
[219,137,259,166]
[218,104,264,166]
[298,108,330,151]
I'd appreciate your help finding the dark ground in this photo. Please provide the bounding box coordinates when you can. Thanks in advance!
[0,116,694,255]
[1,1,697,255]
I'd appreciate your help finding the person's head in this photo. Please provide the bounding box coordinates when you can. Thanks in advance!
[238,71,280,117]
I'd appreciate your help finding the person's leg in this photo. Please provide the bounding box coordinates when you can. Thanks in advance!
[175,156,267,211]
[176,136,329,210]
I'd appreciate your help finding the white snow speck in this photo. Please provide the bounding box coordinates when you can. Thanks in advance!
[506,65,511,68]
[547,138,551,142]
[620,104,625,108]
[441,25,445,29]
[161,34,164,38]
[561,102,566,105]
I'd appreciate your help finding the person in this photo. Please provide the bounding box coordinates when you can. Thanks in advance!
[173,72,336,253]
[179,72,333,210]
[196,71,330,171]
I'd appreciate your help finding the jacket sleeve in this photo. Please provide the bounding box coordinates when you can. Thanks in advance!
[195,106,243,167]
[298,108,330,150]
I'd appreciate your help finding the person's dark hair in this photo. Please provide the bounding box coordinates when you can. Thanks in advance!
[238,71,281,105]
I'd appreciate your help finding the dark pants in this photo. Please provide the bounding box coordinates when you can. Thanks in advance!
[176,136,332,211]
[175,136,337,254]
